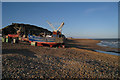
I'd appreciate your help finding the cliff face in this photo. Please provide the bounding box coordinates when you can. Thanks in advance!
[2,23,52,36]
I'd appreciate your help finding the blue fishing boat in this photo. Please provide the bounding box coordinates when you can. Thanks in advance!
[28,22,65,48]
[28,34,55,42]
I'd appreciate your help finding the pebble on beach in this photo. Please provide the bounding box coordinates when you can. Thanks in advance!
[2,40,120,79]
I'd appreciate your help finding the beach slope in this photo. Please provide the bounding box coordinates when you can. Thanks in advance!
[2,39,119,78]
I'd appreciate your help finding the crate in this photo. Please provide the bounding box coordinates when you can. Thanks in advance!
[13,38,19,43]
[6,38,9,42]
[31,42,37,46]
[13,39,16,43]
[2,37,5,42]
[6,37,13,43]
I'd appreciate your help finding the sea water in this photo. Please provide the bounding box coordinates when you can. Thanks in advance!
[94,38,120,56]
[96,39,119,48]
[95,50,120,56]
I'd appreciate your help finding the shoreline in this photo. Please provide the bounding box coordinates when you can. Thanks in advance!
[66,38,119,54]
[2,39,120,78]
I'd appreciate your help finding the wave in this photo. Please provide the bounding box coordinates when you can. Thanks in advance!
[97,39,119,48]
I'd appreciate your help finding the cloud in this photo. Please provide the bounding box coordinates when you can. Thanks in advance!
[85,8,98,13]
[84,7,108,13]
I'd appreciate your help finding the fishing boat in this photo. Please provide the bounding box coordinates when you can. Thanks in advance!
[28,21,65,48]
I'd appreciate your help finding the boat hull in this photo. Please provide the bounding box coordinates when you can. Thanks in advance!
[28,34,65,47]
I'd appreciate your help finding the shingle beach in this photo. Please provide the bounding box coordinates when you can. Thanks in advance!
[2,39,120,79]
